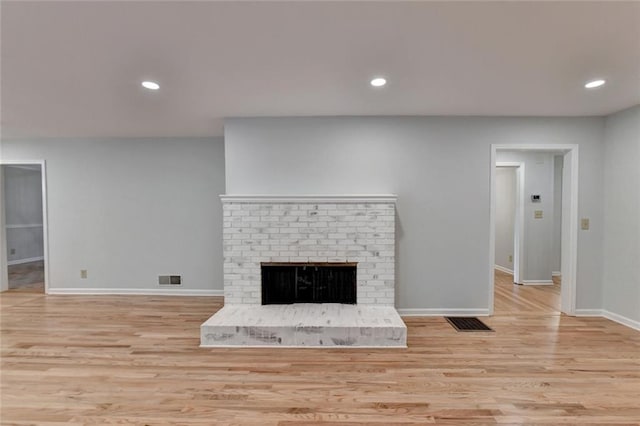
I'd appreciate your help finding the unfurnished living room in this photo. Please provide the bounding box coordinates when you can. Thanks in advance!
[1,1,639,424]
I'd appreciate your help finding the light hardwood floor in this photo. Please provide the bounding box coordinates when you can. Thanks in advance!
[494,269,560,314]
[7,261,44,292]
[1,273,639,425]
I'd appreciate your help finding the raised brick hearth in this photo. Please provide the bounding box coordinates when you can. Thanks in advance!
[200,195,406,348]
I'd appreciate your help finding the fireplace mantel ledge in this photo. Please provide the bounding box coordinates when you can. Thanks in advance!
[220,194,397,203]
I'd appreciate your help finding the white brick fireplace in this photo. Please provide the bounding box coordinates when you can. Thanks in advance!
[222,195,396,306]
[201,195,406,347]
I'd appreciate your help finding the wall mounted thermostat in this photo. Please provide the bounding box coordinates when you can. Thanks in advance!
[531,194,541,202]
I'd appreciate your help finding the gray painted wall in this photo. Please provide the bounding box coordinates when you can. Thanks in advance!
[3,165,44,263]
[1,138,225,292]
[494,167,516,272]
[552,155,563,273]
[495,151,556,282]
[0,169,7,291]
[602,105,640,324]
[225,116,605,311]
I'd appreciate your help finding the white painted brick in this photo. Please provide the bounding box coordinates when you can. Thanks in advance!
[222,200,396,306]
[308,234,328,239]
[317,204,336,210]
[279,228,299,234]
[328,233,347,239]
[299,228,320,235]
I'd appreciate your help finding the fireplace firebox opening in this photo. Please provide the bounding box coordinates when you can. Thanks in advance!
[261,262,356,305]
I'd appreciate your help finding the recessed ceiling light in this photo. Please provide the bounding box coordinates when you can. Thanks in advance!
[584,79,605,89]
[141,81,160,90]
[370,77,387,87]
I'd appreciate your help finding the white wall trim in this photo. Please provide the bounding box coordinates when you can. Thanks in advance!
[220,194,397,203]
[494,265,514,275]
[0,160,49,294]
[5,224,44,229]
[41,161,50,295]
[492,144,576,152]
[574,309,639,331]
[7,256,44,266]
[490,144,579,316]
[602,310,640,331]
[47,288,224,296]
[552,271,562,277]
[514,163,525,284]
[488,149,497,315]
[560,146,579,315]
[521,280,554,285]
[398,308,490,317]
[574,309,603,316]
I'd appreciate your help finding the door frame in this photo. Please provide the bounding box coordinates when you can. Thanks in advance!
[495,162,525,284]
[489,144,579,315]
[0,160,50,293]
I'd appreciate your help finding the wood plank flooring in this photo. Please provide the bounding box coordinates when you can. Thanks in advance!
[494,269,560,314]
[7,261,44,292]
[1,273,639,425]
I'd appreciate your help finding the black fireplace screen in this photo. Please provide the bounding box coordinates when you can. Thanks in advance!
[261,263,357,305]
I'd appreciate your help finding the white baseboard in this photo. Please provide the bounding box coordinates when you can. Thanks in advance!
[47,288,224,297]
[397,308,490,317]
[7,256,44,266]
[574,309,639,331]
[494,265,513,274]
[574,309,603,316]
[521,280,554,285]
[602,310,640,331]
[552,271,562,277]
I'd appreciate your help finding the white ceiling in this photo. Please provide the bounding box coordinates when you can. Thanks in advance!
[1,1,639,139]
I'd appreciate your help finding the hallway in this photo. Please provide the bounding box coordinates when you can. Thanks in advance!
[494,269,560,314]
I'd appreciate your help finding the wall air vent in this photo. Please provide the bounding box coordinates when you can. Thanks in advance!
[159,275,181,285]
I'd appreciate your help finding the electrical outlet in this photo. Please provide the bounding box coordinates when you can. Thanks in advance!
[10,248,16,255]
[534,210,543,219]
[80,270,87,279]
[581,218,590,230]
[508,255,513,263]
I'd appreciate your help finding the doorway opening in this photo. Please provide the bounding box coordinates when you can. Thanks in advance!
[1,161,49,293]
[494,162,524,283]
[489,145,578,316]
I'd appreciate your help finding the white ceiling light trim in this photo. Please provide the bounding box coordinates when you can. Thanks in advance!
[141,81,160,90]
[584,79,606,89]
[370,77,387,87]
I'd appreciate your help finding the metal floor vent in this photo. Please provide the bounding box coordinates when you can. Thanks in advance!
[445,317,494,332]
[159,275,181,285]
